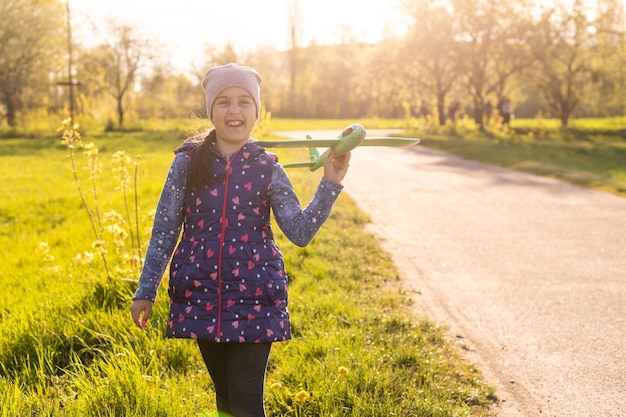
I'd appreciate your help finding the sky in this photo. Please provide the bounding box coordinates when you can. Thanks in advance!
[70,0,408,72]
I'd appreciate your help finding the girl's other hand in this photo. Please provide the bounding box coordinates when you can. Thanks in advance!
[130,299,154,328]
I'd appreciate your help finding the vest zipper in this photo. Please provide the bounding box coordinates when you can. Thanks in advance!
[216,155,234,342]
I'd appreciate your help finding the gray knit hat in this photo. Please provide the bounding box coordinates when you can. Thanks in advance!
[202,63,263,119]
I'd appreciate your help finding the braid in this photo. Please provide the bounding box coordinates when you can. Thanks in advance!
[186,129,217,191]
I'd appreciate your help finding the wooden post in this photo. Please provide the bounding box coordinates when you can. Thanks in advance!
[57,0,80,124]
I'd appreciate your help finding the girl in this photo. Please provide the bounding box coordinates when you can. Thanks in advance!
[130,63,350,417]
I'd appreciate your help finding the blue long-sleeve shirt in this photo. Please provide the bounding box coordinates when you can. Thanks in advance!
[133,149,343,302]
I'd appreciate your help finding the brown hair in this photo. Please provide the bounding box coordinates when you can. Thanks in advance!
[186,129,217,191]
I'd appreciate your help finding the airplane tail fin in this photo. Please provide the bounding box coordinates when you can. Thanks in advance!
[282,135,319,169]
[306,135,321,162]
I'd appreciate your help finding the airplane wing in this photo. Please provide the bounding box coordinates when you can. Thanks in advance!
[359,137,420,146]
[255,124,420,170]
[280,161,316,168]
[253,137,419,149]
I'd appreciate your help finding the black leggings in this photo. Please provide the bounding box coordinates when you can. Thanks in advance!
[197,340,272,417]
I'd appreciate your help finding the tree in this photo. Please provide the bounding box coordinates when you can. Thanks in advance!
[77,21,155,129]
[201,43,239,73]
[315,43,363,118]
[527,2,594,127]
[0,0,65,126]
[403,0,459,125]
[136,69,201,119]
[587,0,626,116]
[245,48,286,116]
[451,0,531,128]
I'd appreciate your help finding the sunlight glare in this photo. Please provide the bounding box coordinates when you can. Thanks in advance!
[71,0,407,72]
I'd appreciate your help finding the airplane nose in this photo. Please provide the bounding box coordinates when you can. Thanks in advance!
[342,124,366,138]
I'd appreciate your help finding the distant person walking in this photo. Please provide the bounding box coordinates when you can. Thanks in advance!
[500,97,512,126]
[419,100,431,119]
[484,101,493,126]
[418,100,432,129]
[448,100,461,123]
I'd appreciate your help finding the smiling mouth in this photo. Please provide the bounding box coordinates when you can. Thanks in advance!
[227,121,243,127]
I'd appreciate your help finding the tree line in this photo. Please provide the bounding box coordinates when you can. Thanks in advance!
[1,0,625,131]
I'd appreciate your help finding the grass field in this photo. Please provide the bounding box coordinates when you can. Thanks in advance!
[0,121,497,416]
[1,115,623,416]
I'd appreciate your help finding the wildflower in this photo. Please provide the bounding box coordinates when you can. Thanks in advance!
[111,150,131,165]
[59,119,82,149]
[57,117,79,132]
[75,251,95,264]
[36,241,50,255]
[338,366,350,376]
[83,142,101,173]
[106,224,128,246]
[124,254,143,269]
[103,210,125,226]
[36,242,55,262]
[58,117,71,129]
[92,240,107,252]
[83,142,98,158]
[270,382,283,390]
[293,390,310,402]
[112,151,131,188]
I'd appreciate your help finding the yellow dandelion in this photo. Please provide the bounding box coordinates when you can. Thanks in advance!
[270,382,283,390]
[338,366,349,376]
[294,390,310,402]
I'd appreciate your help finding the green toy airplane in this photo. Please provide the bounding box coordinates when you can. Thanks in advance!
[254,123,420,171]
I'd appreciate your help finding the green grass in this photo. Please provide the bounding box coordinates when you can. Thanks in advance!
[2,114,623,416]
[404,116,626,197]
[0,125,496,416]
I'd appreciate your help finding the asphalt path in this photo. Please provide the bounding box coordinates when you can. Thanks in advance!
[275,130,626,417]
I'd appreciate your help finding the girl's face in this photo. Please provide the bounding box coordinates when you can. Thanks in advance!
[211,87,257,154]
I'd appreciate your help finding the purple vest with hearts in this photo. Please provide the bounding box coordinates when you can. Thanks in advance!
[167,142,290,343]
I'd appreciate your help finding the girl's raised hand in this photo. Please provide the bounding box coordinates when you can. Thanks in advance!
[323,148,351,184]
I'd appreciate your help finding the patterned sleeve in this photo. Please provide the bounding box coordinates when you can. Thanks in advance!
[132,153,189,301]
[270,162,344,247]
